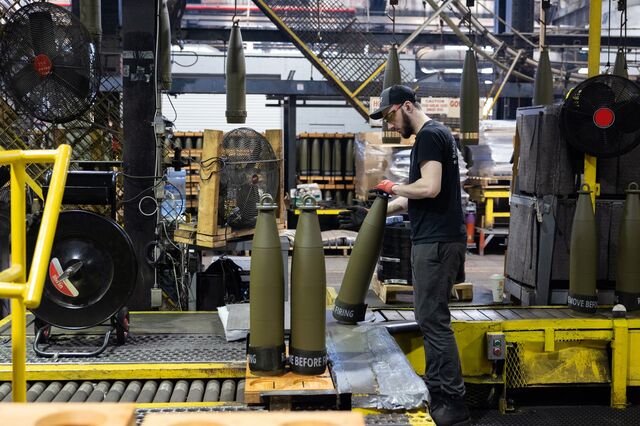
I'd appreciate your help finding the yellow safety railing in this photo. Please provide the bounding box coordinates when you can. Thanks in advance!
[0,145,71,402]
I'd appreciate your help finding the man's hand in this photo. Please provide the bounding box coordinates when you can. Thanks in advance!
[337,206,368,231]
[373,179,397,195]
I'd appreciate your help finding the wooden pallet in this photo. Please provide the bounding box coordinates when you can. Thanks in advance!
[244,361,335,405]
[142,411,364,426]
[299,175,355,182]
[298,132,355,139]
[372,279,474,303]
[372,278,413,304]
[3,403,136,426]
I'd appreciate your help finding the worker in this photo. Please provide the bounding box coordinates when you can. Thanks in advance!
[338,85,469,426]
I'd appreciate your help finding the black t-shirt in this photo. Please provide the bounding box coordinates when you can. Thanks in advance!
[408,120,465,244]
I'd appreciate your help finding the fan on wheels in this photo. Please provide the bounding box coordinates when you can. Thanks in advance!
[560,74,640,158]
[0,2,100,123]
[218,128,280,229]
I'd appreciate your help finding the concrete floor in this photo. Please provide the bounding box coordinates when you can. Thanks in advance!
[322,251,506,308]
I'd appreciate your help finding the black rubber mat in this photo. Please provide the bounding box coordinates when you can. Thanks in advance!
[135,405,261,425]
[471,405,640,426]
[0,334,245,364]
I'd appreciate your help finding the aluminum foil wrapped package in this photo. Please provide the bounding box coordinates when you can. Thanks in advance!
[327,322,428,410]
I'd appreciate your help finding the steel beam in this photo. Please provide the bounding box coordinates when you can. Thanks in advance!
[170,76,541,99]
[181,27,640,49]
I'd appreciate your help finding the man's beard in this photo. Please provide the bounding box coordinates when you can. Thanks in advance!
[398,109,413,139]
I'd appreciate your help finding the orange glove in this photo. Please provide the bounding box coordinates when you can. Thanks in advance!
[374,179,397,195]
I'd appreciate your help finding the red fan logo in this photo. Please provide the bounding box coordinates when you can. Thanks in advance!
[49,258,79,298]
[593,107,615,129]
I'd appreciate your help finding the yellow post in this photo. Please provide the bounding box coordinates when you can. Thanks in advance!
[611,318,629,408]
[585,0,602,209]
[0,145,71,402]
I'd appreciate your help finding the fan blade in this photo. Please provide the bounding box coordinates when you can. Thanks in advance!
[577,81,615,112]
[51,67,90,99]
[613,97,640,134]
[29,10,57,57]
[10,62,42,100]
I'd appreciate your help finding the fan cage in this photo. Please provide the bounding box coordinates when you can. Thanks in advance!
[218,127,280,229]
[0,1,122,219]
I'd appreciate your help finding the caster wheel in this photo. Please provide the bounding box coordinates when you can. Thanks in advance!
[114,307,129,345]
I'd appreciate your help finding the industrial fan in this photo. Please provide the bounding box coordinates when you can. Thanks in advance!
[560,74,640,158]
[218,128,280,229]
[0,2,100,123]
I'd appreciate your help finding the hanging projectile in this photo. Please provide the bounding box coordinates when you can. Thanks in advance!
[80,0,102,51]
[159,0,172,90]
[383,45,401,89]
[310,138,321,175]
[322,138,332,177]
[248,194,285,374]
[613,48,629,79]
[533,47,553,105]
[383,45,402,144]
[568,184,598,313]
[616,182,640,311]
[460,49,479,147]
[290,195,327,375]
[226,21,247,123]
[333,191,389,324]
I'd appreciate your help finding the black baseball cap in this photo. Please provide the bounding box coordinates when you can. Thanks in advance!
[369,85,417,120]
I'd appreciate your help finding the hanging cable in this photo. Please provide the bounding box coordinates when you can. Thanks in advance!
[607,0,612,69]
[231,0,239,23]
[388,0,399,45]
[619,0,628,68]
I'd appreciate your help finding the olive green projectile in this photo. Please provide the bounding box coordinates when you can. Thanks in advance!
[345,138,355,177]
[248,194,285,374]
[533,48,553,105]
[310,138,321,175]
[568,184,598,313]
[613,48,628,79]
[383,45,401,89]
[322,138,332,177]
[299,138,309,176]
[333,193,389,323]
[460,49,479,146]
[332,138,342,177]
[159,0,172,90]
[383,45,402,144]
[290,196,327,375]
[226,22,247,123]
[346,191,354,206]
[80,0,102,49]
[616,182,640,310]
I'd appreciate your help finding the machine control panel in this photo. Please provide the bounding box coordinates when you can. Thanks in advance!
[486,332,506,360]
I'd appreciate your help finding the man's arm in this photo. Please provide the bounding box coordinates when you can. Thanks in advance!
[392,160,441,199]
[387,196,408,215]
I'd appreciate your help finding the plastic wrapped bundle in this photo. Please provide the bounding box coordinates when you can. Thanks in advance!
[466,120,515,177]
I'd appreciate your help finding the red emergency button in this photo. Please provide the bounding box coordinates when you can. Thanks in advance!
[492,347,502,357]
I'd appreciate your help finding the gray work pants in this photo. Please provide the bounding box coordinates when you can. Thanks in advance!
[411,241,466,397]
